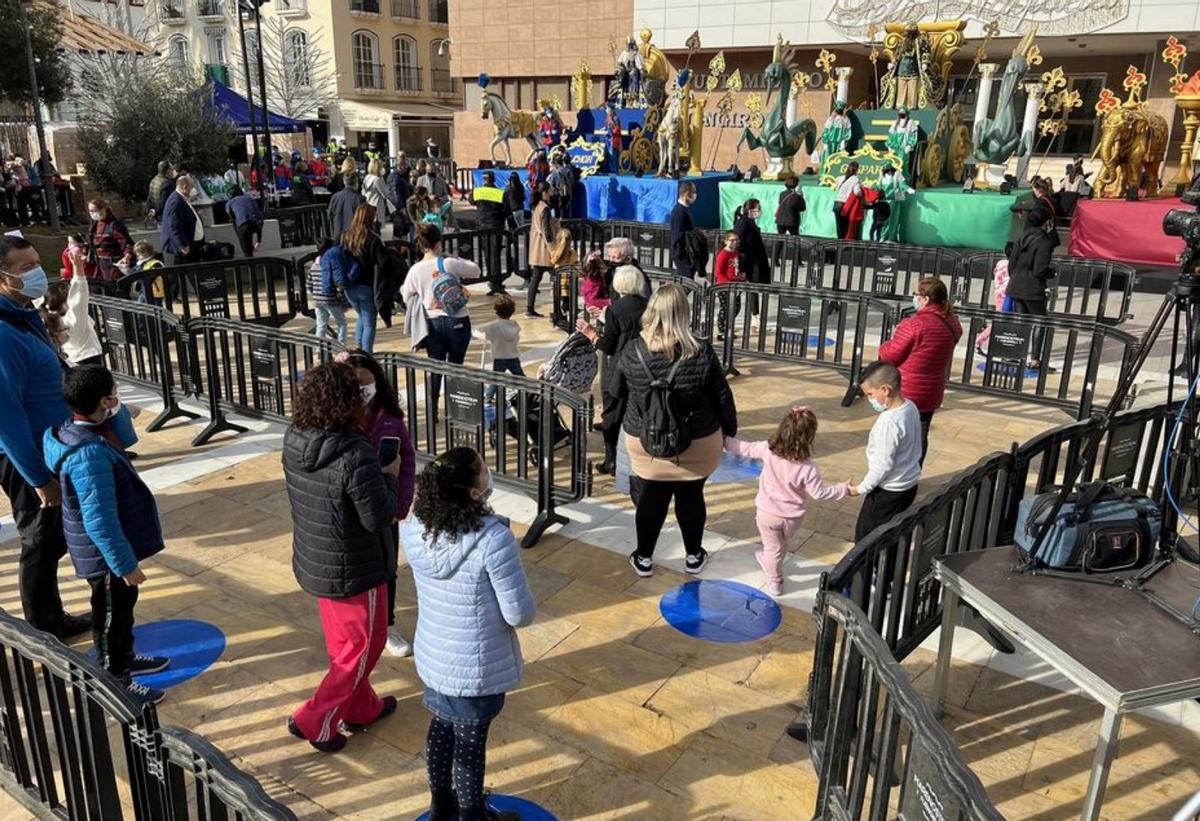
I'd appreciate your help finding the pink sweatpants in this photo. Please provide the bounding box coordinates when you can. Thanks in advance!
[755,512,804,585]
[292,583,388,743]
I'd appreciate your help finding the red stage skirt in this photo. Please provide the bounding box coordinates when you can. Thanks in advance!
[1068,197,1187,268]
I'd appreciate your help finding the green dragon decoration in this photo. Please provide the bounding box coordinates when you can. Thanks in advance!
[973,31,1038,167]
[737,35,817,179]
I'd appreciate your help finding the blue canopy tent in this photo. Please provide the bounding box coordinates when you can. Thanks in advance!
[205,80,307,134]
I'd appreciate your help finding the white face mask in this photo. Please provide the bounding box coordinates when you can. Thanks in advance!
[88,210,102,222]
[360,382,377,403]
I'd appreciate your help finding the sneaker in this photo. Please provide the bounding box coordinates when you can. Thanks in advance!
[341,695,398,732]
[525,309,544,318]
[128,654,170,676]
[127,681,165,705]
[287,717,348,752]
[385,629,412,658]
[767,580,784,597]
[56,612,93,640]
[629,552,654,578]
[685,549,709,575]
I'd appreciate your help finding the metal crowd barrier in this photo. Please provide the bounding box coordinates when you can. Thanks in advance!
[956,251,1136,325]
[115,257,299,328]
[806,593,1002,820]
[0,608,294,820]
[607,220,676,273]
[272,203,332,248]
[552,265,705,336]
[808,240,961,298]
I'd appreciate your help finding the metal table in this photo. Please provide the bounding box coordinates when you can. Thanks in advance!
[932,547,1200,821]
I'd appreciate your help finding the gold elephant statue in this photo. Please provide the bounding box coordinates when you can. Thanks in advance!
[1093,103,1169,198]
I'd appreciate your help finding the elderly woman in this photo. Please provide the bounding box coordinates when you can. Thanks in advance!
[578,265,649,474]
[602,236,651,299]
[614,283,737,576]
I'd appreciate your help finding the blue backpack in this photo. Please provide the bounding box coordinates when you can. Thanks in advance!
[430,256,468,314]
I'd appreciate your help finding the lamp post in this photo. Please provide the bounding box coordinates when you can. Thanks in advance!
[252,0,274,178]
[16,0,59,230]
[236,0,261,177]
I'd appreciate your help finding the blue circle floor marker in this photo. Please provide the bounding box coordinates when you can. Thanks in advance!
[660,580,782,643]
[708,451,764,484]
[416,794,556,821]
[89,619,225,690]
[975,361,1041,379]
[808,334,837,347]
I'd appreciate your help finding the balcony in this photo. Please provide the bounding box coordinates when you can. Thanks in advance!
[395,64,422,93]
[205,64,229,85]
[196,0,223,19]
[430,68,456,95]
[160,0,186,23]
[353,62,385,91]
[390,0,417,17]
[350,0,380,13]
[428,0,447,24]
[276,0,307,15]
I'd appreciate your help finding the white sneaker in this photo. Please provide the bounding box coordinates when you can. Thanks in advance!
[385,629,412,658]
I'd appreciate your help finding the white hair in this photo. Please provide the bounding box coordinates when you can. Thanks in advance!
[612,265,645,297]
[604,236,635,261]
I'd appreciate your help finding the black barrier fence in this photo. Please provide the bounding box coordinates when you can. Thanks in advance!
[551,265,706,335]
[0,608,294,820]
[807,593,1002,820]
[956,251,1136,325]
[90,295,200,432]
[697,228,815,287]
[273,204,332,249]
[115,257,299,328]
[808,240,962,297]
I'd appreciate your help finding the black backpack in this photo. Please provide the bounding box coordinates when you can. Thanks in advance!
[633,341,691,459]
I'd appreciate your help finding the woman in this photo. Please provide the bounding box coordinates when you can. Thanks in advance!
[614,284,737,576]
[343,349,417,658]
[733,197,770,317]
[877,277,962,465]
[577,265,649,475]
[504,173,526,228]
[406,186,431,233]
[340,203,388,352]
[400,447,535,821]
[282,362,400,753]
[400,222,480,410]
[86,198,135,280]
[329,156,356,195]
[833,162,863,241]
[362,158,390,233]
[526,182,558,318]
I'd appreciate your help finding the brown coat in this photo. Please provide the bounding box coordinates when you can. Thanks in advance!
[527,201,559,268]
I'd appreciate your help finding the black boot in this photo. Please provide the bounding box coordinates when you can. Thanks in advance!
[596,440,617,475]
[428,789,458,821]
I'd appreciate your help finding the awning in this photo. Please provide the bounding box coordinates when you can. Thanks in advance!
[206,81,307,135]
[393,102,456,122]
[338,100,395,131]
[42,2,156,56]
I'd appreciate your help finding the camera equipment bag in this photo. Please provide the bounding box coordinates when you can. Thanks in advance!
[1015,481,1162,573]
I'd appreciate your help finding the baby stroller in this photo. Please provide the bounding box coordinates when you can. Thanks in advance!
[497,332,597,464]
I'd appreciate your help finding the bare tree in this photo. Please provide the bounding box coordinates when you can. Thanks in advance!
[231,16,338,121]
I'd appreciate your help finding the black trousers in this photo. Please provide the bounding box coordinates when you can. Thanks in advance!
[717,292,741,334]
[482,235,505,291]
[1012,298,1048,363]
[854,485,918,542]
[833,207,849,242]
[630,475,708,559]
[918,410,934,467]
[0,454,68,633]
[235,222,259,257]
[527,266,550,313]
[778,224,799,236]
[88,572,139,678]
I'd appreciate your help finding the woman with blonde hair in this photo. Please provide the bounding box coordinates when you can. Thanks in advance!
[362,158,390,234]
[613,283,738,577]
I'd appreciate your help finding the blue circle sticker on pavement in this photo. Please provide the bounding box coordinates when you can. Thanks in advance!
[975,361,1041,379]
[89,619,225,690]
[660,580,782,643]
[708,451,764,484]
[416,795,556,821]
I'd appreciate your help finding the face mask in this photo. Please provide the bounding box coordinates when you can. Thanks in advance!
[3,265,48,300]
[88,210,101,222]
[480,470,494,503]
[868,397,888,413]
[105,400,122,420]
[360,383,377,403]
[912,296,923,312]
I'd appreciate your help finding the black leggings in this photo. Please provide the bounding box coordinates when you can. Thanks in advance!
[630,475,707,559]
[425,716,492,821]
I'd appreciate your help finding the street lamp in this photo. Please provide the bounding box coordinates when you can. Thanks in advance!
[16,0,59,230]
[238,0,273,193]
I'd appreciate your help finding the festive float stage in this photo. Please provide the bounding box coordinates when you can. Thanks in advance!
[472,169,733,228]
[1068,196,1187,267]
[717,180,1023,250]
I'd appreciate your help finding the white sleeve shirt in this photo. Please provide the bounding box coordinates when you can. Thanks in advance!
[857,399,923,495]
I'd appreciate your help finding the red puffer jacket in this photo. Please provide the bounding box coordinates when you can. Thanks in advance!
[878,305,963,413]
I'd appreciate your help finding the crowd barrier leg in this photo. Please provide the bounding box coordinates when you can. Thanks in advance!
[522,386,568,549]
[145,324,200,433]
[841,299,871,408]
[191,328,249,447]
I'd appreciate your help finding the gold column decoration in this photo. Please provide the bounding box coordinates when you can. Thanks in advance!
[1160,36,1200,187]
[571,60,593,111]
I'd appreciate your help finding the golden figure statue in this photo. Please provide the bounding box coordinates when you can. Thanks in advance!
[880,20,966,109]
[638,29,675,107]
[1093,103,1169,198]
[571,60,593,111]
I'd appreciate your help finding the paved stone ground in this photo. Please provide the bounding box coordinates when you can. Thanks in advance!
[1,281,1198,820]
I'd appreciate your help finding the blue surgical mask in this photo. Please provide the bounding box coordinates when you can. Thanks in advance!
[481,470,494,503]
[868,397,888,413]
[912,296,923,312]
[3,265,48,300]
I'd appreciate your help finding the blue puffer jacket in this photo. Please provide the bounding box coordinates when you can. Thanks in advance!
[42,408,164,580]
[400,514,536,697]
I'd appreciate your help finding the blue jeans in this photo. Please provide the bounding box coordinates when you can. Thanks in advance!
[426,315,472,409]
[314,304,347,344]
[485,357,525,402]
[344,284,376,352]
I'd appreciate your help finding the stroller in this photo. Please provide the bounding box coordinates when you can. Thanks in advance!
[498,332,597,464]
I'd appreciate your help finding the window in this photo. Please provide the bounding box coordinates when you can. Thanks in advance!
[276,0,307,14]
[352,30,382,90]
[394,35,420,92]
[197,0,222,17]
[427,0,447,24]
[244,30,260,89]
[168,35,189,69]
[391,0,417,17]
[350,0,380,12]
[161,0,185,20]
[205,28,226,67]
[285,30,310,87]
[429,39,452,94]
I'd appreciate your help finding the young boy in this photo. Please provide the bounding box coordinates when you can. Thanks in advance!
[42,365,169,705]
[847,361,923,541]
[473,294,524,402]
[131,240,165,306]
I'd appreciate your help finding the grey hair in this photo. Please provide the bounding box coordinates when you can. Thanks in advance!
[612,264,645,297]
[604,236,634,261]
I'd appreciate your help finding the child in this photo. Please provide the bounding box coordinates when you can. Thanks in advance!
[725,407,849,596]
[312,239,349,343]
[60,234,93,280]
[131,241,165,306]
[847,361,923,541]
[713,231,744,336]
[472,294,524,401]
[580,252,610,317]
[41,277,104,367]
[974,257,1010,355]
[42,365,168,705]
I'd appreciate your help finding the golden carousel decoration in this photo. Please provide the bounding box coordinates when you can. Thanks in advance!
[1091,65,1169,199]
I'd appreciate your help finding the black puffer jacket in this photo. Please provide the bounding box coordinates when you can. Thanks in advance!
[283,426,398,599]
[615,337,738,441]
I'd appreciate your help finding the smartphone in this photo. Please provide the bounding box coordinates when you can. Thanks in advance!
[378,436,401,466]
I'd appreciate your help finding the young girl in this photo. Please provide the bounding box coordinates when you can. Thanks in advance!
[580,251,611,315]
[41,276,104,367]
[724,406,849,596]
[975,256,1010,355]
[713,231,744,335]
[340,349,417,658]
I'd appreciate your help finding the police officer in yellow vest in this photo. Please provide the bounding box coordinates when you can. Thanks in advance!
[472,170,512,294]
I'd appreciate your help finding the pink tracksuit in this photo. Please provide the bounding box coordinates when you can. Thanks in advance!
[724,438,848,585]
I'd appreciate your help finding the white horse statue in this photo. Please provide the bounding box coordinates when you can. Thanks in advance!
[480,89,541,166]
[656,95,683,177]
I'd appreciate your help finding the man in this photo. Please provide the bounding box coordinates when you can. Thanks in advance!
[601,236,650,299]
[547,157,574,219]
[472,171,511,295]
[417,164,449,200]
[159,176,205,266]
[1006,208,1058,371]
[225,187,263,257]
[0,235,90,638]
[774,175,805,235]
[669,181,700,278]
[327,172,365,242]
[386,162,413,239]
[147,161,175,219]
